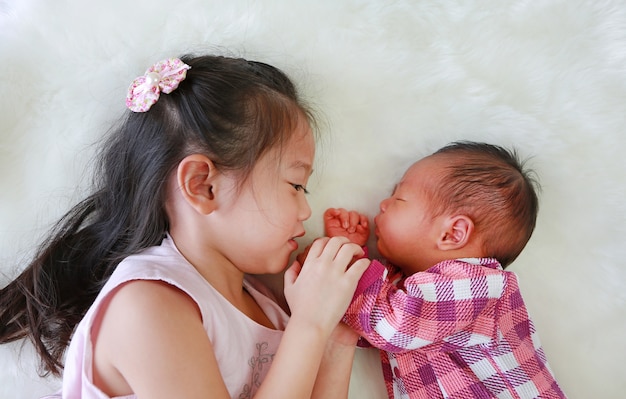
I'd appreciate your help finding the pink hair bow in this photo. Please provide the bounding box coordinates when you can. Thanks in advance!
[126,58,191,112]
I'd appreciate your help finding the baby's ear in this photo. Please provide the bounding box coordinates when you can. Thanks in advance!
[437,215,474,251]
[176,154,220,215]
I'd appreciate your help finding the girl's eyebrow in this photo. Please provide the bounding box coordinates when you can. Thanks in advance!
[290,160,313,175]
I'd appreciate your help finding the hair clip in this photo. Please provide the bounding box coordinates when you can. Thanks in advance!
[126,58,191,112]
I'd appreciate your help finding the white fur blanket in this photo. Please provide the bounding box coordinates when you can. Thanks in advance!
[1,1,625,398]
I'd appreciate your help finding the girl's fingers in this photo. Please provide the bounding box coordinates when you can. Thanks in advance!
[346,258,370,281]
[286,240,370,333]
[301,236,360,268]
[316,236,351,261]
[283,260,302,287]
[303,236,331,259]
[332,242,365,270]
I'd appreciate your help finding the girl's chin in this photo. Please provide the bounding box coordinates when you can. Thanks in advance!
[272,251,294,273]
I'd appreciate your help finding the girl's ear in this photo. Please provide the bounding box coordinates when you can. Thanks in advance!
[176,154,220,215]
[437,215,474,251]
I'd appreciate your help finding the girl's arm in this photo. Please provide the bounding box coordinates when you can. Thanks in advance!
[311,322,360,399]
[94,237,367,399]
[255,237,369,398]
[93,280,232,398]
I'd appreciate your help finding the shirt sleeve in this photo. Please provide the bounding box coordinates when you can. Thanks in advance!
[343,259,507,354]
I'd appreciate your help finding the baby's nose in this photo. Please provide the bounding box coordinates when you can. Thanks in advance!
[379,198,389,212]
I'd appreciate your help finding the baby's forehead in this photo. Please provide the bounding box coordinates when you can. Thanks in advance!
[403,155,448,179]
[394,156,451,196]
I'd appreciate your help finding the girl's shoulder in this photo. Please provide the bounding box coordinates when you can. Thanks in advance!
[104,236,204,295]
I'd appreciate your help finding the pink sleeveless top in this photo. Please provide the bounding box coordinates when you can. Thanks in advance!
[44,235,289,399]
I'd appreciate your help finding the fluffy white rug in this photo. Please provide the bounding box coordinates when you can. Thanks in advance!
[1,0,625,398]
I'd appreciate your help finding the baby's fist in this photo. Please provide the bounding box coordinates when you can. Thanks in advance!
[324,208,370,246]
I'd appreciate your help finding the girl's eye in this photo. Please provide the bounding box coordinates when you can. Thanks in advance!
[292,184,309,194]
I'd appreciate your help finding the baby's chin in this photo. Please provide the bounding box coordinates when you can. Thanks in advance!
[375,239,389,257]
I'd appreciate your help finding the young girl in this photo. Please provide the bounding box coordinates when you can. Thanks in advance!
[0,54,370,398]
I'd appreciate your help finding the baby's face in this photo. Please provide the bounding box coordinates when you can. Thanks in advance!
[373,156,446,274]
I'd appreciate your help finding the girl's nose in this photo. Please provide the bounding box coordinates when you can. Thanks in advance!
[299,195,312,221]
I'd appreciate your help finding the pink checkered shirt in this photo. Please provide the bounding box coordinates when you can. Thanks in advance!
[343,258,566,399]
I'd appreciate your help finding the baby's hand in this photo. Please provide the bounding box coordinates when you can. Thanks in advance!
[324,208,370,246]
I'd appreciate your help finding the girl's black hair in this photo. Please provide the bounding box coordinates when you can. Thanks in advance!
[0,54,313,376]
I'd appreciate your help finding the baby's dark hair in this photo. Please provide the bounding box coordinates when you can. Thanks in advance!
[430,141,540,268]
[0,54,313,376]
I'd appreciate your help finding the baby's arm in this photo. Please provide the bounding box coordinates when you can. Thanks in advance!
[343,261,506,354]
[324,208,370,246]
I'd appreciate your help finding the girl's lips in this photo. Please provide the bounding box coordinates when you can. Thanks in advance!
[288,238,299,251]
[289,232,304,251]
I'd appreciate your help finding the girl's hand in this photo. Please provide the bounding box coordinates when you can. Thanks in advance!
[283,236,369,335]
[295,243,312,267]
[324,208,370,246]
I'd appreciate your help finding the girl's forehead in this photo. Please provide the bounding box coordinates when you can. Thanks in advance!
[285,125,315,161]
[259,125,315,173]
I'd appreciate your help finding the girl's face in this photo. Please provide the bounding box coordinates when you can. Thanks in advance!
[214,121,315,275]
